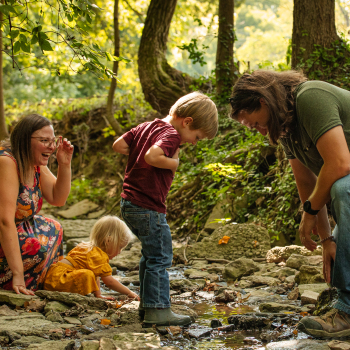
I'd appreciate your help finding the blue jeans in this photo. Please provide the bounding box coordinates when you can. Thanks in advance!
[120,199,172,308]
[331,174,350,314]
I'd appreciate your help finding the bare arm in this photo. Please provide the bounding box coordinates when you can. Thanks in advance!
[113,136,130,155]
[40,138,74,206]
[93,277,115,300]
[0,157,34,295]
[144,145,180,174]
[101,275,140,300]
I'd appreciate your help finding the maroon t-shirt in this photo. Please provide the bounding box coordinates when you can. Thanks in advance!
[121,119,181,213]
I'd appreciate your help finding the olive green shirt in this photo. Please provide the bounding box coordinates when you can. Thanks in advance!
[280,81,350,176]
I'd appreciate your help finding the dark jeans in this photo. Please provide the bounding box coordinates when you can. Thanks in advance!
[331,174,350,314]
[120,199,172,308]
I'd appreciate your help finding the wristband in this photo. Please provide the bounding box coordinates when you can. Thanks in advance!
[320,236,335,245]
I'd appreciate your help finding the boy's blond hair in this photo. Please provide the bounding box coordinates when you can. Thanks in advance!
[79,216,134,254]
[169,92,218,139]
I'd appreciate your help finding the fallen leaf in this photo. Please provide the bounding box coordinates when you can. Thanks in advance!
[293,329,298,335]
[218,236,230,244]
[100,318,111,325]
[115,301,124,308]
[65,329,72,337]
[299,311,309,317]
[253,240,258,248]
[166,326,182,335]
[24,299,46,313]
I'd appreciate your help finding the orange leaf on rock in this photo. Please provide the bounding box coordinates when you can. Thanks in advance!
[293,329,298,335]
[100,319,111,325]
[218,236,230,245]
[299,311,309,317]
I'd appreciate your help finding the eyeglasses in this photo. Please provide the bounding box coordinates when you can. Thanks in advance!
[31,136,60,148]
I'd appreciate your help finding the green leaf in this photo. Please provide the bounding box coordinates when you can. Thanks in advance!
[31,35,38,45]
[0,4,16,16]
[92,43,100,51]
[10,30,19,39]
[39,40,53,51]
[105,52,114,61]
[19,34,27,43]
[32,26,42,34]
[13,41,20,54]
[20,42,30,53]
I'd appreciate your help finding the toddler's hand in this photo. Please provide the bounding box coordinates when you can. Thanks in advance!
[127,292,140,300]
[95,293,115,301]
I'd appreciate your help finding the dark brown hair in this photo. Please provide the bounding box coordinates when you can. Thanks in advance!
[9,114,52,183]
[229,70,307,144]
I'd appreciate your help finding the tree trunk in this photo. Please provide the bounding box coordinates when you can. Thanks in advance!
[292,0,340,69]
[216,0,235,97]
[138,0,194,115]
[106,0,123,136]
[0,7,8,141]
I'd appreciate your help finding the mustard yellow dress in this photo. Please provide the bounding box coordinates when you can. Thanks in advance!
[44,245,112,295]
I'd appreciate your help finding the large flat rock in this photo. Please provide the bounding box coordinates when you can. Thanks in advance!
[174,223,271,261]
[61,219,97,241]
[27,340,76,349]
[266,339,329,349]
[58,199,99,219]
[0,290,38,307]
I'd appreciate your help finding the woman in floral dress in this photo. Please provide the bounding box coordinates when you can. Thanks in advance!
[0,114,73,295]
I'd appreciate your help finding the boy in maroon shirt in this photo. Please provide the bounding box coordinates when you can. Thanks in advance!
[113,92,218,326]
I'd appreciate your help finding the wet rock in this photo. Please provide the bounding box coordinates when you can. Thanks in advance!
[0,304,18,316]
[266,339,330,349]
[203,198,232,232]
[110,244,142,271]
[295,265,324,284]
[301,291,319,305]
[228,314,270,329]
[207,264,225,274]
[169,278,202,292]
[287,287,299,300]
[191,260,209,269]
[241,275,280,287]
[266,245,322,263]
[171,304,198,322]
[35,290,108,310]
[328,340,350,350]
[12,335,49,347]
[285,275,295,284]
[259,302,301,313]
[313,287,338,316]
[27,339,76,349]
[298,283,328,295]
[79,340,100,349]
[210,319,222,328]
[223,258,259,281]
[44,301,70,314]
[174,223,271,261]
[64,316,82,325]
[187,327,212,338]
[88,209,106,219]
[262,267,298,280]
[116,275,140,286]
[286,254,323,270]
[244,289,282,305]
[0,335,10,345]
[58,199,99,219]
[46,311,64,323]
[188,270,210,279]
[215,289,236,303]
[0,290,38,307]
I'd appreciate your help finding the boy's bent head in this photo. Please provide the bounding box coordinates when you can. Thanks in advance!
[169,92,218,139]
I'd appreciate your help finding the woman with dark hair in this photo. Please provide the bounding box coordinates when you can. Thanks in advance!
[0,114,73,295]
[229,70,350,338]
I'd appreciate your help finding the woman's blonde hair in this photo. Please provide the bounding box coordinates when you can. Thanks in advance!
[169,91,218,139]
[80,216,134,253]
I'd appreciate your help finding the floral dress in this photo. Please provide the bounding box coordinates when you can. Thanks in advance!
[0,147,63,291]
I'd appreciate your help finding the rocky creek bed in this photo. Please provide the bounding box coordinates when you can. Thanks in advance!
[4,206,350,350]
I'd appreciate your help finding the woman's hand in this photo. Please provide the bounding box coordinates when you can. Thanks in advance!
[127,291,140,300]
[56,137,74,166]
[12,274,35,296]
[299,212,318,251]
[323,239,336,283]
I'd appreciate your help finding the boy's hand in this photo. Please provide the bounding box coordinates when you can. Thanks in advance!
[172,148,180,174]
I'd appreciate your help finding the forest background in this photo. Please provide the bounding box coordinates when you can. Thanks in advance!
[2,0,350,245]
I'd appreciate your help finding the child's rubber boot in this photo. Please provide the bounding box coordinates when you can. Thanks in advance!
[143,308,192,327]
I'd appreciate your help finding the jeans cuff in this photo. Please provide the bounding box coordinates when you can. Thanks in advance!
[334,299,350,314]
[143,303,171,308]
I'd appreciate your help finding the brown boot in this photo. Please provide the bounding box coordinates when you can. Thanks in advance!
[297,308,350,338]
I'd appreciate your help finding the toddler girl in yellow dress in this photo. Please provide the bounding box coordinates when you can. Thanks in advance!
[44,215,139,300]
